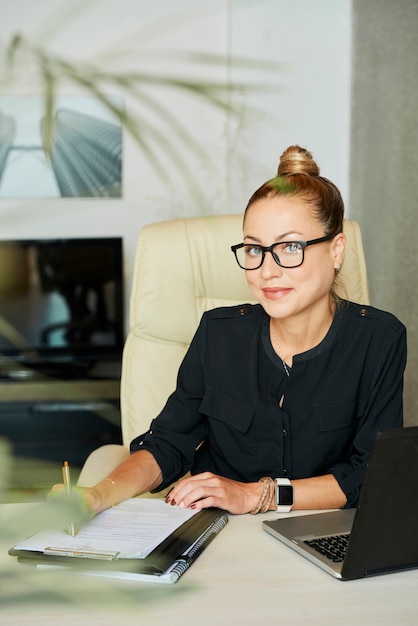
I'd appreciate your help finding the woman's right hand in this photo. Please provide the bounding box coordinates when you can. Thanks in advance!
[49,483,103,515]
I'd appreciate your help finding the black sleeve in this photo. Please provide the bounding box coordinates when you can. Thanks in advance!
[329,324,407,507]
[130,314,209,490]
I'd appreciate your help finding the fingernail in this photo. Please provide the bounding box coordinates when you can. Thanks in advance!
[178,501,185,509]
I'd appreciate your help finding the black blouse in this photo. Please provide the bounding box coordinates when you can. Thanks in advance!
[131,301,407,507]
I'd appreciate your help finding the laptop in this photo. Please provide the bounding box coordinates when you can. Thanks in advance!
[263,426,418,580]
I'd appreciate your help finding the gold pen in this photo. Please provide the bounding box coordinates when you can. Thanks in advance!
[62,460,76,537]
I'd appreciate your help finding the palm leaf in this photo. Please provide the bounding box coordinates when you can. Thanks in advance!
[1,33,280,188]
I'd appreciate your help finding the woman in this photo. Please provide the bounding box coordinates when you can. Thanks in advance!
[80,145,407,515]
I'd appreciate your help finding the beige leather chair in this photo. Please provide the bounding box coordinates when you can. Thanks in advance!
[78,215,369,487]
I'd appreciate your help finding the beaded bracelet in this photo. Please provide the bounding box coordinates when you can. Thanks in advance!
[250,477,275,514]
[260,477,275,513]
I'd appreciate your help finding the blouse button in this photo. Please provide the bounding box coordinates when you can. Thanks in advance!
[282,429,288,437]
[359,307,368,316]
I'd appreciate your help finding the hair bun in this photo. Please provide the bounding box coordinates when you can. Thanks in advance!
[278,145,320,176]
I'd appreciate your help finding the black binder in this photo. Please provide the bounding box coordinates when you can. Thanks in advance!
[9,507,228,584]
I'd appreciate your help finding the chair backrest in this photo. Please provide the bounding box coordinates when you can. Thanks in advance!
[120,215,369,445]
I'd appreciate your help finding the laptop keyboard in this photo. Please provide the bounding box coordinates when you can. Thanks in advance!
[304,533,350,563]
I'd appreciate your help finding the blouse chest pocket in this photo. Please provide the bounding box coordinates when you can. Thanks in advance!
[313,398,358,433]
[199,387,256,462]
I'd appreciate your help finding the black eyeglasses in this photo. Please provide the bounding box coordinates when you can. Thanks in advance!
[231,234,334,270]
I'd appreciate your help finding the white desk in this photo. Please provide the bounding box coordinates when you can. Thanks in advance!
[1,503,418,625]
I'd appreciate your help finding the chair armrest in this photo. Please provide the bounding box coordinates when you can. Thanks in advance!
[77,444,130,487]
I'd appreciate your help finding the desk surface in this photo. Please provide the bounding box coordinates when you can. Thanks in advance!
[2,503,418,625]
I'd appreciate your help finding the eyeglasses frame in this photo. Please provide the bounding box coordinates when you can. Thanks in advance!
[231,234,335,270]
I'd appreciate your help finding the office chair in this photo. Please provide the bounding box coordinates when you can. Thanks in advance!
[78,215,369,487]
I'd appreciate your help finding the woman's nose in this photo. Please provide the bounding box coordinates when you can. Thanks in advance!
[260,251,283,278]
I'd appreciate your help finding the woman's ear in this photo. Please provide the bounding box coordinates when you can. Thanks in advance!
[332,233,346,271]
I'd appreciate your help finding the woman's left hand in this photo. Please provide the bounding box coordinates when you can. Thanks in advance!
[165,472,263,514]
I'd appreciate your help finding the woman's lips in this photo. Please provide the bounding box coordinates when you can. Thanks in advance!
[262,287,292,300]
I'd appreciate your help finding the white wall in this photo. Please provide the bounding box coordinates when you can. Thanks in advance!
[228,0,352,209]
[0,0,352,324]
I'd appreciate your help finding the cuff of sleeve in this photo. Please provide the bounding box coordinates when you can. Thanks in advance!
[331,469,361,508]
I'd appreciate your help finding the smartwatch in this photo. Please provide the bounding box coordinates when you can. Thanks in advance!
[275,478,294,512]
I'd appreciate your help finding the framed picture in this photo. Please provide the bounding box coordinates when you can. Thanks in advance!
[0,96,122,199]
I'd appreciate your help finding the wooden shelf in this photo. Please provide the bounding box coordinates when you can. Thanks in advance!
[0,379,120,402]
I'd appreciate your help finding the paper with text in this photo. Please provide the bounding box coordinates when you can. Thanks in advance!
[13,498,199,559]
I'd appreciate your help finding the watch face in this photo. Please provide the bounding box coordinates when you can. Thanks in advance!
[278,485,294,506]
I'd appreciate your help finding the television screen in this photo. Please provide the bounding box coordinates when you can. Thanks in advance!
[0,237,124,378]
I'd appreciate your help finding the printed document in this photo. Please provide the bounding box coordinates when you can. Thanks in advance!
[13,498,199,559]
